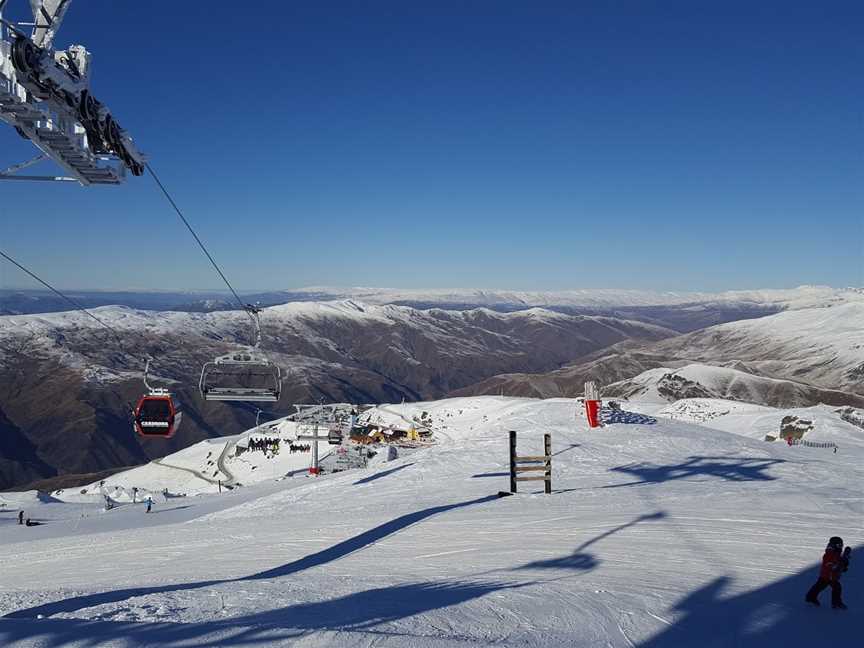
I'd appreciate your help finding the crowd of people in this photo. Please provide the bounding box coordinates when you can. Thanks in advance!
[247,437,281,453]
[245,436,314,455]
[287,442,311,454]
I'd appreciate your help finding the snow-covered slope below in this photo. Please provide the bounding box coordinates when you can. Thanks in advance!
[632,397,862,444]
[52,421,337,501]
[0,396,861,647]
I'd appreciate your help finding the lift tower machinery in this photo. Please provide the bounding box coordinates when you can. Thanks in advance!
[0,0,144,184]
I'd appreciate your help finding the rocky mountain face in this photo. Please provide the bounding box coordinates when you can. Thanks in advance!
[602,365,864,409]
[448,345,672,399]
[452,303,864,406]
[0,301,672,490]
[645,302,864,394]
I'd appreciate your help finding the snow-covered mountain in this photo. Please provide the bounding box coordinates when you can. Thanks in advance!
[455,302,864,401]
[603,364,864,408]
[4,285,861,333]
[0,301,671,490]
[280,285,863,310]
[3,289,861,492]
[647,302,864,393]
[1,396,861,646]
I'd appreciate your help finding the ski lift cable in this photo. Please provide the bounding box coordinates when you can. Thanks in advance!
[145,163,257,328]
[0,250,175,413]
[0,248,127,351]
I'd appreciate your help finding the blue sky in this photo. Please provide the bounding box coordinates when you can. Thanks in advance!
[0,0,861,292]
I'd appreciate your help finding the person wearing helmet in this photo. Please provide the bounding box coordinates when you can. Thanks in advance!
[805,536,850,609]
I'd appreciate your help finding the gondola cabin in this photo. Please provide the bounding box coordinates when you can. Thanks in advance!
[134,393,181,438]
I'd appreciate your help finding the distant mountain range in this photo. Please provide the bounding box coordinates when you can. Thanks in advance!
[0,286,860,490]
[0,300,670,490]
[3,285,860,332]
[452,301,864,406]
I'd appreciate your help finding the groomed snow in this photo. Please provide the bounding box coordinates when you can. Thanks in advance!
[1,396,861,647]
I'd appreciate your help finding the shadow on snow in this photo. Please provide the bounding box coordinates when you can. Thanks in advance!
[636,544,862,647]
[0,580,527,647]
[516,512,666,572]
[4,494,498,623]
[353,462,415,485]
[605,456,784,488]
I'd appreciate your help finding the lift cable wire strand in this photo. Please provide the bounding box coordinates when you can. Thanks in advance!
[0,247,180,436]
[146,163,281,402]
[146,163,254,324]
[0,247,126,351]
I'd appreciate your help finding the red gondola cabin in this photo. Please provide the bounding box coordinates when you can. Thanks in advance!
[134,394,181,438]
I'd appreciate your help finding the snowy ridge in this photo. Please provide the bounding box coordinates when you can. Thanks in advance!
[650,302,864,393]
[288,285,863,310]
[604,363,864,408]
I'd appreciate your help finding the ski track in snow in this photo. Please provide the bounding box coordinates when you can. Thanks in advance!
[0,395,862,647]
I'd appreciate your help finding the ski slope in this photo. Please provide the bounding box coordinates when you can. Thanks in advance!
[1,396,861,647]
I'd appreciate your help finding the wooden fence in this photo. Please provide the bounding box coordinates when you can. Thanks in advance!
[509,430,552,494]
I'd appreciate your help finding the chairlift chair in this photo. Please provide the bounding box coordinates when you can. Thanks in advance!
[134,360,181,438]
[198,305,282,403]
[199,350,282,402]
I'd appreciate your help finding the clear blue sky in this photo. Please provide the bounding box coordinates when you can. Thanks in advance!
[1,0,861,292]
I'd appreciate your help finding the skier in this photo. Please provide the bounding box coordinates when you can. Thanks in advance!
[805,536,850,609]
[145,496,153,513]
[18,510,24,525]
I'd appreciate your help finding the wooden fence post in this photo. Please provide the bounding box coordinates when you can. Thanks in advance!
[508,431,552,495]
[544,433,552,494]
[509,430,517,493]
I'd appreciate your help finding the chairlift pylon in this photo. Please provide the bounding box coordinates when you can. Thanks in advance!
[199,306,282,403]
[133,358,182,438]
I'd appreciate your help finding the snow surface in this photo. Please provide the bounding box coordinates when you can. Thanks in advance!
[1,396,862,647]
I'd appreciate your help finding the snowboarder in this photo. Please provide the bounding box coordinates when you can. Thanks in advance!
[18,510,24,525]
[145,496,153,513]
[805,536,850,609]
